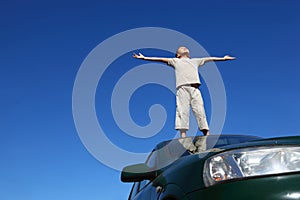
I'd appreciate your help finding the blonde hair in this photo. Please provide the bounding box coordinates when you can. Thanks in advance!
[176,46,190,58]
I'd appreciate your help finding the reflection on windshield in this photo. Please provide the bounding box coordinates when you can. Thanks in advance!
[152,135,261,169]
[179,136,207,153]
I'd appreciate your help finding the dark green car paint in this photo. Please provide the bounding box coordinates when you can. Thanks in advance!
[122,135,300,200]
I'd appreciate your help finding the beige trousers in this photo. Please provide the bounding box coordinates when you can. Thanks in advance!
[175,85,209,131]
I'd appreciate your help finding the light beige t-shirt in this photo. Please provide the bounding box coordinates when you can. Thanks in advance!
[167,58,207,88]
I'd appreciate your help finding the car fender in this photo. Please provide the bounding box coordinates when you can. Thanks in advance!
[158,183,188,200]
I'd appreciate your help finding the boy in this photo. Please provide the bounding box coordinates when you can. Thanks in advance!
[133,46,235,138]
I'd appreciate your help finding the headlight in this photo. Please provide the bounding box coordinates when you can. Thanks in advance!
[203,146,300,187]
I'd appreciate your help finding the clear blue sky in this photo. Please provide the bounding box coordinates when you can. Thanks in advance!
[1,0,300,199]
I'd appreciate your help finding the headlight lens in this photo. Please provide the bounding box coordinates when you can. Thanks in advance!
[203,146,300,187]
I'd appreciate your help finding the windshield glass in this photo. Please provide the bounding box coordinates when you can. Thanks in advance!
[150,135,262,169]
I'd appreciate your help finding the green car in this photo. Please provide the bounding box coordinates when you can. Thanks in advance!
[121,134,300,200]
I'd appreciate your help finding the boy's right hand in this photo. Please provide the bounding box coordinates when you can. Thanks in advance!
[224,55,236,60]
[133,53,145,59]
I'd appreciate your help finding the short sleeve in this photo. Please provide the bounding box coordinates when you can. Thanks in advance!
[192,58,206,67]
[167,58,177,67]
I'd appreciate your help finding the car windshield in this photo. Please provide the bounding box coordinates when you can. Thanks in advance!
[150,135,262,169]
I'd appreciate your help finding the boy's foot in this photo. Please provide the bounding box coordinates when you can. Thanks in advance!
[201,129,210,136]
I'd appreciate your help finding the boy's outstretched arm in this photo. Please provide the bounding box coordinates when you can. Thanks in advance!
[203,55,236,63]
[133,53,170,64]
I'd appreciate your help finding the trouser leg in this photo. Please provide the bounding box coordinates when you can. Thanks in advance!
[175,87,190,130]
[190,88,209,132]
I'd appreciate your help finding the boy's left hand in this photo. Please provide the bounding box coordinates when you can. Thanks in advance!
[133,53,145,59]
